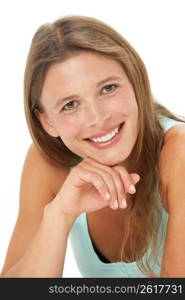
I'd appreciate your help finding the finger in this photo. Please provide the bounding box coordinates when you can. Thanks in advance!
[112,165,138,195]
[82,164,119,210]
[83,158,129,209]
[130,173,140,185]
[107,169,127,210]
[83,160,128,210]
[77,166,111,202]
[91,173,111,202]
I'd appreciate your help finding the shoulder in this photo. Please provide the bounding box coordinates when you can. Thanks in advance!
[22,143,70,197]
[159,123,185,213]
[159,124,185,276]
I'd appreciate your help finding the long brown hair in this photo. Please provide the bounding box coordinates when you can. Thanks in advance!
[24,15,185,276]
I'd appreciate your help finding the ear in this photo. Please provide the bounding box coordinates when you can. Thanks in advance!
[35,110,59,138]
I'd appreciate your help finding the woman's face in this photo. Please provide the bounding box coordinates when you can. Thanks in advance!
[39,51,139,166]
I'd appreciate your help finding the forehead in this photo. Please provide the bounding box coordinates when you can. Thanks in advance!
[45,51,126,84]
[40,51,127,106]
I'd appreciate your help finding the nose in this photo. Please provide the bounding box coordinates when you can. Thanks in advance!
[86,101,112,128]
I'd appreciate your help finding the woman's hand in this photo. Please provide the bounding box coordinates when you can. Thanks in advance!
[49,157,140,219]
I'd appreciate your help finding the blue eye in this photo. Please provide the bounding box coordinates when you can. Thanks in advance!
[62,100,78,111]
[102,84,117,94]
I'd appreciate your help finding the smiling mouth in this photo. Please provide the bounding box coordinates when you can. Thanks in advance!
[84,122,124,143]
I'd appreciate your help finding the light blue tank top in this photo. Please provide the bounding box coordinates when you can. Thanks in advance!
[69,115,185,277]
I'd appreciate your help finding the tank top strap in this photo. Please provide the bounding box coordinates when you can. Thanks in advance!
[157,114,185,133]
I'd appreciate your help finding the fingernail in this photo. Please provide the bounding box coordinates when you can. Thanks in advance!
[105,192,111,200]
[129,184,136,193]
[121,198,127,209]
[113,200,118,209]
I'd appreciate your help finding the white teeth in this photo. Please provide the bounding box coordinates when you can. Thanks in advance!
[89,126,119,143]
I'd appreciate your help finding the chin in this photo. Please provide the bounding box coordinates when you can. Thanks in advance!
[94,152,129,166]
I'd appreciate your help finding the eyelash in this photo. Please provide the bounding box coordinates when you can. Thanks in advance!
[61,84,118,112]
[102,84,118,94]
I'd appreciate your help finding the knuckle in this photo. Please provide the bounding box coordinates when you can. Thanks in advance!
[93,174,105,187]
[102,165,113,173]
[93,173,101,180]
[109,169,120,180]
[111,169,119,177]
[113,165,126,172]
[104,171,113,181]
[112,165,121,172]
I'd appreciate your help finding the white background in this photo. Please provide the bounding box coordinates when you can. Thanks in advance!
[0,0,185,278]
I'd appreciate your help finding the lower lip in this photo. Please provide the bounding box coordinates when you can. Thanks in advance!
[84,122,125,149]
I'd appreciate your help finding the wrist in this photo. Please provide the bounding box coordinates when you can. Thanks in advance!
[43,202,77,232]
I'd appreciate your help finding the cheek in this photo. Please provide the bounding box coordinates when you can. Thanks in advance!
[107,84,137,113]
[115,92,138,114]
[55,114,83,140]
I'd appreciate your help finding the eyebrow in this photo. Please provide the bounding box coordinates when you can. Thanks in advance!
[54,75,123,110]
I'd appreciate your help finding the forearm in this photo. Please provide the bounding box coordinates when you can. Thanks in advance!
[1,207,75,278]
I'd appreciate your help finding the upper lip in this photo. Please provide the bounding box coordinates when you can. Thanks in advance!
[84,122,124,140]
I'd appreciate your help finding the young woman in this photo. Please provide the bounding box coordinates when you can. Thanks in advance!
[1,15,185,278]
